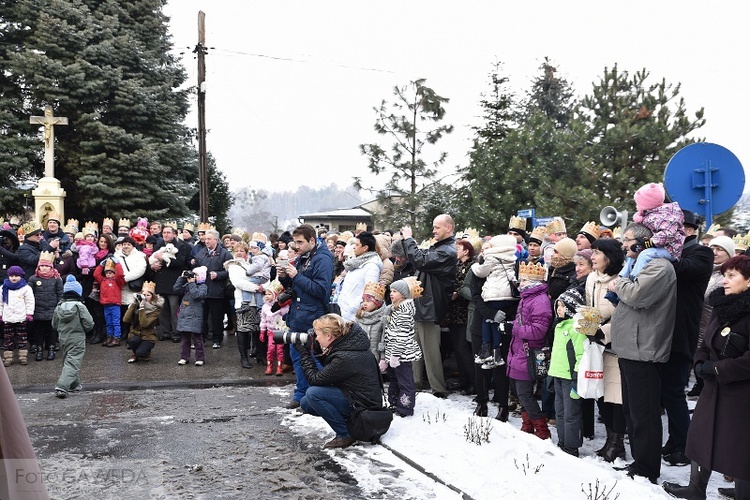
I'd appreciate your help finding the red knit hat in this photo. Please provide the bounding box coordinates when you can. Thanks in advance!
[634,182,665,212]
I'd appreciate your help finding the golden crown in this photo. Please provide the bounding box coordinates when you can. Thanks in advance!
[363,281,386,301]
[102,217,114,229]
[355,222,367,231]
[232,227,246,238]
[518,261,546,282]
[118,218,131,229]
[163,220,178,230]
[546,217,566,235]
[612,226,623,239]
[705,224,721,236]
[529,226,547,243]
[38,251,55,265]
[63,224,76,234]
[141,281,156,294]
[580,221,601,239]
[573,306,603,336]
[197,222,212,232]
[182,222,195,232]
[47,212,62,224]
[66,218,79,230]
[104,259,117,272]
[19,220,41,236]
[509,215,527,232]
[733,233,749,252]
[266,280,285,297]
[83,221,99,236]
[403,277,424,299]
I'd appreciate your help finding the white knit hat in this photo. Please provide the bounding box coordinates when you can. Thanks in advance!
[710,235,735,257]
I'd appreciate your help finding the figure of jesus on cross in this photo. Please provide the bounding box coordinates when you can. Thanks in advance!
[30,105,68,179]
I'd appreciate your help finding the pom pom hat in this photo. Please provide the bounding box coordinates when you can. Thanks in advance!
[63,275,83,296]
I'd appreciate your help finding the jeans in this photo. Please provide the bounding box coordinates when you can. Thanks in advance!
[290,346,323,402]
[103,304,121,339]
[301,385,354,438]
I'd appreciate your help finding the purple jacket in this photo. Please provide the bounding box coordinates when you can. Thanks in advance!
[507,282,553,381]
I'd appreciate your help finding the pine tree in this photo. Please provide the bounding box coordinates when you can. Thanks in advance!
[188,154,234,233]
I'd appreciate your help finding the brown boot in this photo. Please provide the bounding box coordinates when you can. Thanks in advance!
[3,350,14,367]
[532,417,551,440]
[265,360,274,375]
[275,360,283,376]
[520,411,534,433]
[18,349,28,365]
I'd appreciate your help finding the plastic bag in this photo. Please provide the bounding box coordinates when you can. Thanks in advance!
[577,340,604,399]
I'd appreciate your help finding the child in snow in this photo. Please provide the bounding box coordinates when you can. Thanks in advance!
[93,257,126,346]
[548,287,587,456]
[173,266,208,366]
[355,281,386,360]
[380,277,423,417]
[1,266,35,366]
[259,280,291,376]
[621,182,685,278]
[28,251,63,361]
[52,276,94,398]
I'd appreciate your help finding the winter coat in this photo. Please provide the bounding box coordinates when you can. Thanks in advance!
[685,289,750,481]
[633,201,685,260]
[0,284,35,323]
[383,299,422,363]
[698,265,724,345]
[401,236,457,323]
[52,294,94,339]
[546,261,577,304]
[280,241,334,332]
[28,274,63,321]
[16,239,52,279]
[445,258,474,325]
[225,258,262,305]
[296,321,383,409]
[192,244,232,299]
[93,262,125,305]
[42,229,71,253]
[54,252,77,281]
[151,238,190,295]
[123,296,163,342]
[173,277,207,334]
[375,234,394,287]
[337,252,382,322]
[548,318,586,380]
[357,304,386,359]
[75,242,98,271]
[611,258,677,363]
[671,236,713,359]
[471,245,518,302]
[245,252,272,282]
[260,300,290,336]
[507,283,552,381]
[586,270,621,404]
[117,248,147,306]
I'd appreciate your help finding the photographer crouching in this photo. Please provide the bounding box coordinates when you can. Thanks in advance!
[284,314,383,449]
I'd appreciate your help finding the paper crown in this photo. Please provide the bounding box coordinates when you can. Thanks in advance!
[508,215,527,232]
[104,259,117,272]
[266,280,285,297]
[163,220,178,230]
[197,222,212,232]
[118,218,131,229]
[403,276,424,299]
[66,218,79,230]
[47,212,62,224]
[459,228,483,253]
[183,222,195,232]
[518,261,546,282]
[363,281,386,301]
[102,217,114,229]
[232,227,247,238]
[141,281,156,294]
[19,220,42,236]
[612,226,623,239]
[83,221,99,236]
[38,251,55,265]
[545,217,566,235]
[355,222,367,231]
[529,226,547,244]
[579,221,601,239]
[733,233,749,252]
[573,306,602,336]
[705,224,721,236]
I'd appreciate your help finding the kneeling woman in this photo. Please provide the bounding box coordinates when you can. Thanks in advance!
[294,314,383,449]
[123,281,163,363]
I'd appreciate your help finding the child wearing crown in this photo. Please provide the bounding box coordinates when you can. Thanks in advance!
[94,256,125,347]
[380,277,423,417]
[1,266,35,366]
[355,281,387,360]
[28,251,63,361]
[123,281,163,363]
[259,280,291,375]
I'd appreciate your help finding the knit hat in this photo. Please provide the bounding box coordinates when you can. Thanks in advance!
[489,234,517,251]
[193,266,207,284]
[575,249,593,266]
[64,275,82,296]
[710,235,735,257]
[7,265,24,277]
[554,238,577,261]
[390,277,423,300]
[556,287,585,319]
[634,182,666,212]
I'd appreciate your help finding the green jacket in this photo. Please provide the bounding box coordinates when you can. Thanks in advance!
[52,295,95,339]
[548,318,586,380]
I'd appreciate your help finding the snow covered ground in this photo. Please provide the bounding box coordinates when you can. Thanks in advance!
[280,389,730,499]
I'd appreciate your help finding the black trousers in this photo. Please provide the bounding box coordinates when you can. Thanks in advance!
[204,298,225,344]
[471,332,509,406]
[448,324,475,388]
[619,358,663,480]
[660,352,692,452]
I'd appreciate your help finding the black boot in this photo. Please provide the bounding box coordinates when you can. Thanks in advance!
[495,406,509,422]
[597,428,614,457]
[89,332,106,344]
[602,432,626,463]
[662,461,710,499]
[237,332,252,369]
[46,348,56,361]
[473,402,488,417]
[35,349,44,362]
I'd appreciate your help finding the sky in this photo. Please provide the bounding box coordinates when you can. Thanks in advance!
[276,386,728,499]
[162,1,750,202]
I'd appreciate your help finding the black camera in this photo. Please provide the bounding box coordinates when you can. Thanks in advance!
[182,270,195,279]
[277,290,292,303]
[273,329,316,345]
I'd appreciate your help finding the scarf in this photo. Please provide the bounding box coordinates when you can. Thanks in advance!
[2,278,27,303]
[95,248,111,262]
[343,251,378,272]
[550,255,571,270]
[35,264,60,279]
[708,288,750,326]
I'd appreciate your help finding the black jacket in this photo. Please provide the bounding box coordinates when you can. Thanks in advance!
[671,236,713,359]
[151,238,190,295]
[546,261,577,304]
[16,239,53,279]
[296,322,382,409]
[192,244,232,299]
[401,236,457,323]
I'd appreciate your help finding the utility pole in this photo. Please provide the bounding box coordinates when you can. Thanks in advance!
[195,11,209,223]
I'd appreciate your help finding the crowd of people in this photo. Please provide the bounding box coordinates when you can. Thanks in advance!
[1,180,749,497]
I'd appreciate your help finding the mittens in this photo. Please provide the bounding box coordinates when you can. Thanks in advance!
[696,361,716,379]
[389,355,400,368]
[378,359,388,373]
[629,238,654,253]
[26,314,34,322]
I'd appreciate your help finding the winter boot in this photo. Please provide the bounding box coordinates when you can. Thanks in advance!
[495,406,509,422]
[237,332,252,369]
[662,461,710,499]
[520,411,534,433]
[532,417,551,440]
[275,360,283,376]
[3,350,14,367]
[492,347,505,367]
[475,343,492,364]
[601,433,626,463]
[47,347,56,361]
[473,402,488,417]
[35,349,44,362]
[18,349,28,365]
[265,359,274,375]
[597,428,615,457]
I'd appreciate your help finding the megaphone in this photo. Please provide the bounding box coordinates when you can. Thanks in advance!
[599,206,628,229]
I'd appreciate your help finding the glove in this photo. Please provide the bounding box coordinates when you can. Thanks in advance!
[499,321,513,334]
[604,291,620,306]
[629,237,653,253]
[62,250,73,259]
[570,387,580,400]
[379,359,388,373]
[26,314,34,322]
[493,310,506,323]
[259,330,266,342]
[696,361,716,379]
[389,355,400,368]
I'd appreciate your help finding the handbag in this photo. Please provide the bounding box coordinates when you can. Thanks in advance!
[346,357,393,443]
[524,341,550,381]
[577,339,605,399]
[719,327,749,359]
[121,257,144,292]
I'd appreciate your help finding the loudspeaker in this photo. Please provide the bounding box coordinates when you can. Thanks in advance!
[599,207,628,229]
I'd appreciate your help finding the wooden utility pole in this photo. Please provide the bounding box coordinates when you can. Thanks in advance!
[195,11,209,223]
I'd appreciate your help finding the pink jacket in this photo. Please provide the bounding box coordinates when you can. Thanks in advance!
[633,201,685,259]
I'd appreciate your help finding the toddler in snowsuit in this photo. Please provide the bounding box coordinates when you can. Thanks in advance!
[1,266,35,366]
[53,276,94,398]
[259,280,290,376]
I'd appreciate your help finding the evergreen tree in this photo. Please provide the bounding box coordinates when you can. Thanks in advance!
[356,78,454,232]
[524,57,575,128]
[188,154,233,234]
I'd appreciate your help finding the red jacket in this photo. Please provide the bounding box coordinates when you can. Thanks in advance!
[93,262,125,305]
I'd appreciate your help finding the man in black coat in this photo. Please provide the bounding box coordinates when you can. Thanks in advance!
[16,222,52,279]
[192,229,232,348]
[661,210,713,466]
[150,223,190,343]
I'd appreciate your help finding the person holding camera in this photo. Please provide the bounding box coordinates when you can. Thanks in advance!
[294,314,383,449]
[123,281,163,363]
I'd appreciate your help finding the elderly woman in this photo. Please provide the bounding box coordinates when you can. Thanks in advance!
[294,314,383,449]
[663,255,750,500]
[335,231,383,322]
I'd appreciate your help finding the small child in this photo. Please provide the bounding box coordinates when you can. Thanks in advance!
[380,277,423,417]
[28,251,63,361]
[124,281,163,363]
[142,235,157,258]
[355,281,386,360]
[622,182,685,278]
[548,288,587,456]
[1,266,35,366]
[173,266,208,366]
[93,257,126,346]
[259,280,291,376]
[245,240,272,308]
[75,231,98,275]
[52,276,94,398]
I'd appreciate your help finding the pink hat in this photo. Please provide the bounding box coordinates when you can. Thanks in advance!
[634,182,665,212]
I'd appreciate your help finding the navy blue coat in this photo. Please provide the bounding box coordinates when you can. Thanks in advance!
[280,241,334,332]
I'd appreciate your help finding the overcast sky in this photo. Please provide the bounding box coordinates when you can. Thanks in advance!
[162,1,750,202]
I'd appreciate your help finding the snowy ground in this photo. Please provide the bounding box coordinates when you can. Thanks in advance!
[280,389,730,500]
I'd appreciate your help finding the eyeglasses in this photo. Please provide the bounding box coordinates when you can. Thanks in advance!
[622,237,636,243]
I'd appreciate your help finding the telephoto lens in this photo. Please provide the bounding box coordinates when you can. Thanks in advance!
[272,329,317,345]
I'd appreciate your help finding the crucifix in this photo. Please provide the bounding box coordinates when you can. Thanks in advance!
[30,105,68,178]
